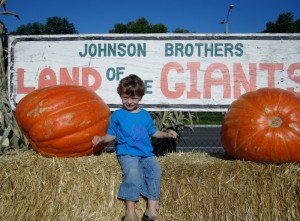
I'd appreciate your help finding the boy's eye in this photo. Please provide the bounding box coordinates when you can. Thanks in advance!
[121,95,138,99]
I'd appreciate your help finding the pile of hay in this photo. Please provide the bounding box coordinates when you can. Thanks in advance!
[0,150,299,220]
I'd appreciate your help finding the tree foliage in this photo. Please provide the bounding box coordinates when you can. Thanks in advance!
[263,12,300,33]
[9,17,78,35]
[173,28,190,33]
[109,17,168,33]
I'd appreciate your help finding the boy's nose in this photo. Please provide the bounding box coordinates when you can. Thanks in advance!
[128,98,134,103]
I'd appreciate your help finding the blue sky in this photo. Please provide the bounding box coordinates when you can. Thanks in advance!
[1,0,300,34]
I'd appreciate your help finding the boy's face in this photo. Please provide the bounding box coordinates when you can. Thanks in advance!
[120,93,142,112]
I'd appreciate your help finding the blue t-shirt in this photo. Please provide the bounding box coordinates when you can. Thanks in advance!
[107,108,157,156]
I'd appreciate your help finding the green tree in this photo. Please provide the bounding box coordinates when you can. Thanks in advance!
[263,12,300,33]
[10,16,78,35]
[44,17,78,34]
[173,28,190,33]
[295,19,300,32]
[9,22,44,35]
[150,24,168,33]
[109,17,168,33]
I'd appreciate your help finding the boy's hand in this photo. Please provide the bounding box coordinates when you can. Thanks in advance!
[92,136,103,146]
[168,130,178,139]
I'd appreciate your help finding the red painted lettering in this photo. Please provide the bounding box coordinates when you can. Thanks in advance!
[260,63,284,87]
[17,68,35,94]
[60,67,79,85]
[287,63,300,96]
[187,62,200,98]
[233,63,257,98]
[82,67,102,90]
[204,63,230,98]
[39,68,57,88]
[161,62,185,98]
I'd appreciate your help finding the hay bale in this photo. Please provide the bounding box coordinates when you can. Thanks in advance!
[0,150,299,220]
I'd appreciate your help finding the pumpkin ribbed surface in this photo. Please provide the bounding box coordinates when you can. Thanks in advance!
[221,88,300,163]
[15,85,111,157]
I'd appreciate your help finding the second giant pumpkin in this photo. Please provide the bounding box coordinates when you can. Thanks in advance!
[15,85,111,157]
[221,88,300,163]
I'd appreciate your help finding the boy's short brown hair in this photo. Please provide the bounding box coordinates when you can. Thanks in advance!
[117,74,145,97]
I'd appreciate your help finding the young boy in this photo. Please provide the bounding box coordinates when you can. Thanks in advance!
[92,74,177,221]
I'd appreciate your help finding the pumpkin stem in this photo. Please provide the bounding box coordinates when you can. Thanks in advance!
[268,116,282,128]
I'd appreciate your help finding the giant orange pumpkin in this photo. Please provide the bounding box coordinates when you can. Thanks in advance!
[221,88,300,163]
[15,85,111,157]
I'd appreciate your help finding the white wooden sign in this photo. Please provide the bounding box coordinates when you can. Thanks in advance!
[8,34,300,111]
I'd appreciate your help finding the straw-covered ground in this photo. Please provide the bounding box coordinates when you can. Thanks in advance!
[0,150,299,221]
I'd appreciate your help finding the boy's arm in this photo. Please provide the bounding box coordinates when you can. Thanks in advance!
[151,130,177,139]
[92,134,116,145]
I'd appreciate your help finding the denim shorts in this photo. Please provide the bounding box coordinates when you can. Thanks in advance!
[117,155,162,201]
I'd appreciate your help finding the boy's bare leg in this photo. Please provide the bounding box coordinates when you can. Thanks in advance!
[124,200,135,220]
[144,199,159,220]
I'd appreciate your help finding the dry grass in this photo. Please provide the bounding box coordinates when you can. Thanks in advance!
[0,150,299,221]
